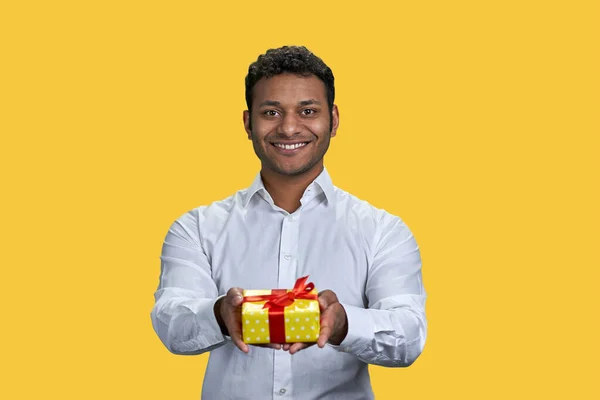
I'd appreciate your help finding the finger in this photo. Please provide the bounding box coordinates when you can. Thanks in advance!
[230,328,249,353]
[225,312,248,353]
[318,310,335,348]
[289,342,313,354]
[318,290,337,310]
[227,287,244,306]
[282,343,291,351]
[318,324,332,348]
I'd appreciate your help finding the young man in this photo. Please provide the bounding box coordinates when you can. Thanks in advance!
[151,46,427,399]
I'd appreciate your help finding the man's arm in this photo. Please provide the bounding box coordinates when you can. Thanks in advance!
[150,209,226,355]
[337,213,426,367]
[312,213,427,367]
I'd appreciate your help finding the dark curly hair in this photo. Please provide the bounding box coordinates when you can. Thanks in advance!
[245,46,335,116]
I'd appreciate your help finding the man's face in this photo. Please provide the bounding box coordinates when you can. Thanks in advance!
[244,73,339,177]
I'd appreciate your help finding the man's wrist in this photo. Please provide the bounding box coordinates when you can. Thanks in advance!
[330,303,374,354]
[328,304,348,345]
[213,297,228,335]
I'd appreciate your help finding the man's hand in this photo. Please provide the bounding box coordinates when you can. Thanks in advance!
[214,287,282,353]
[284,289,348,354]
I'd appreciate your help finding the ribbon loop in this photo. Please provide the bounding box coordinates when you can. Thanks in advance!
[242,276,318,309]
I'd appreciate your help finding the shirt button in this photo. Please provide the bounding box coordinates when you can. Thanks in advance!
[279,388,286,395]
[287,215,294,221]
[284,254,291,260]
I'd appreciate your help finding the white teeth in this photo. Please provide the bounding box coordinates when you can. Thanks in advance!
[275,143,307,150]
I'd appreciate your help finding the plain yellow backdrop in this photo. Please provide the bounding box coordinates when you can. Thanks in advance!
[1,1,598,399]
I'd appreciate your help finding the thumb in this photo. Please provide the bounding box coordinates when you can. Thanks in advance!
[318,290,337,310]
[227,287,244,306]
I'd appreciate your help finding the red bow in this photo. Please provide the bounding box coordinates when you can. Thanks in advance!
[242,276,317,309]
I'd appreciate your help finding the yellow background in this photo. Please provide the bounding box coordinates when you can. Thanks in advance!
[1,1,598,398]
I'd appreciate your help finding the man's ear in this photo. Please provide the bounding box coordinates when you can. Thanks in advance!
[243,110,252,139]
[330,105,340,137]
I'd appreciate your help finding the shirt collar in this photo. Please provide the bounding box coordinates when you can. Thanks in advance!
[243,167,335,208]
[243,172,267,208]
[311,167,335,203]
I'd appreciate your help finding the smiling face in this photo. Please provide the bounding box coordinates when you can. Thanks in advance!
[244,73,339,177]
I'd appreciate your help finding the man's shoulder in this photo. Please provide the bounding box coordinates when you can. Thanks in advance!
[169,189,247,232]
[332,185,402,226]
[332,186,416,252]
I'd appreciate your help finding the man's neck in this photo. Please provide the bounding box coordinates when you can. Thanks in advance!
[261,164,324,214]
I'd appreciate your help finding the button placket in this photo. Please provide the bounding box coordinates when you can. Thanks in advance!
[278,213,299,288]
[273,346,292,398]
[273,212,300,398]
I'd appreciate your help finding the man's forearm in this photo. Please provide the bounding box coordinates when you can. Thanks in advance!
[151,292,226,355]
[333,300,427,367]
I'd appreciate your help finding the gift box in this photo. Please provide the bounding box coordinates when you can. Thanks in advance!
[242,276,320,344]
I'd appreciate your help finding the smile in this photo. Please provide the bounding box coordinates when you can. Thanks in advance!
[272,142,309,150]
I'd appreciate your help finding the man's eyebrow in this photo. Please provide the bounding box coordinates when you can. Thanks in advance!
[258,99,322,107]
[258,100,280,107]
[299,99,321,106]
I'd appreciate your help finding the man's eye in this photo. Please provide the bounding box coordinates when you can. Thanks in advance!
[301,109,316,115]
[264,110,280,117]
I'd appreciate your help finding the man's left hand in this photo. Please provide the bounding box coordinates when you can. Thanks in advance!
[285,289,348,354]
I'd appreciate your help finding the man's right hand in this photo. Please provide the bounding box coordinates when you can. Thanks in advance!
[214,287,282,353]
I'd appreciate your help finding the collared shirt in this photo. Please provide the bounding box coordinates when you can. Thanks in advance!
[151,168,427,400]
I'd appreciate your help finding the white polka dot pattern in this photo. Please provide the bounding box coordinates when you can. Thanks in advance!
[284,296,320,343]
[240,290,271,344]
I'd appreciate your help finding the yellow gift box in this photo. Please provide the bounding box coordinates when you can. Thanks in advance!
[241,276,320,344]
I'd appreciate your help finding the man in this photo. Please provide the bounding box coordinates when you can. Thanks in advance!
[151,46,427,399]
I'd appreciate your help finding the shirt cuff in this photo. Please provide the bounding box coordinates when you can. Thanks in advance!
[329,303,374,354]
[171,296,226,353]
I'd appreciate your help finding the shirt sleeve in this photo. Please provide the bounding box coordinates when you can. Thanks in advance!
[333,213,427,367]
[150,209,226,355]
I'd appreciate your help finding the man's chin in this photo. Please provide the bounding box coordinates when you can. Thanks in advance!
[268,163,319,177]
[276,168,310,177]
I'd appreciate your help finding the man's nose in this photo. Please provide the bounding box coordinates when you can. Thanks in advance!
[277,113,301,137]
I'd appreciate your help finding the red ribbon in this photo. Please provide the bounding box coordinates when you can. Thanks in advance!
[242,276,317,343]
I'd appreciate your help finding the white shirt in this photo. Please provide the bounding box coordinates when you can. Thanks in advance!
[151,167,427,400]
